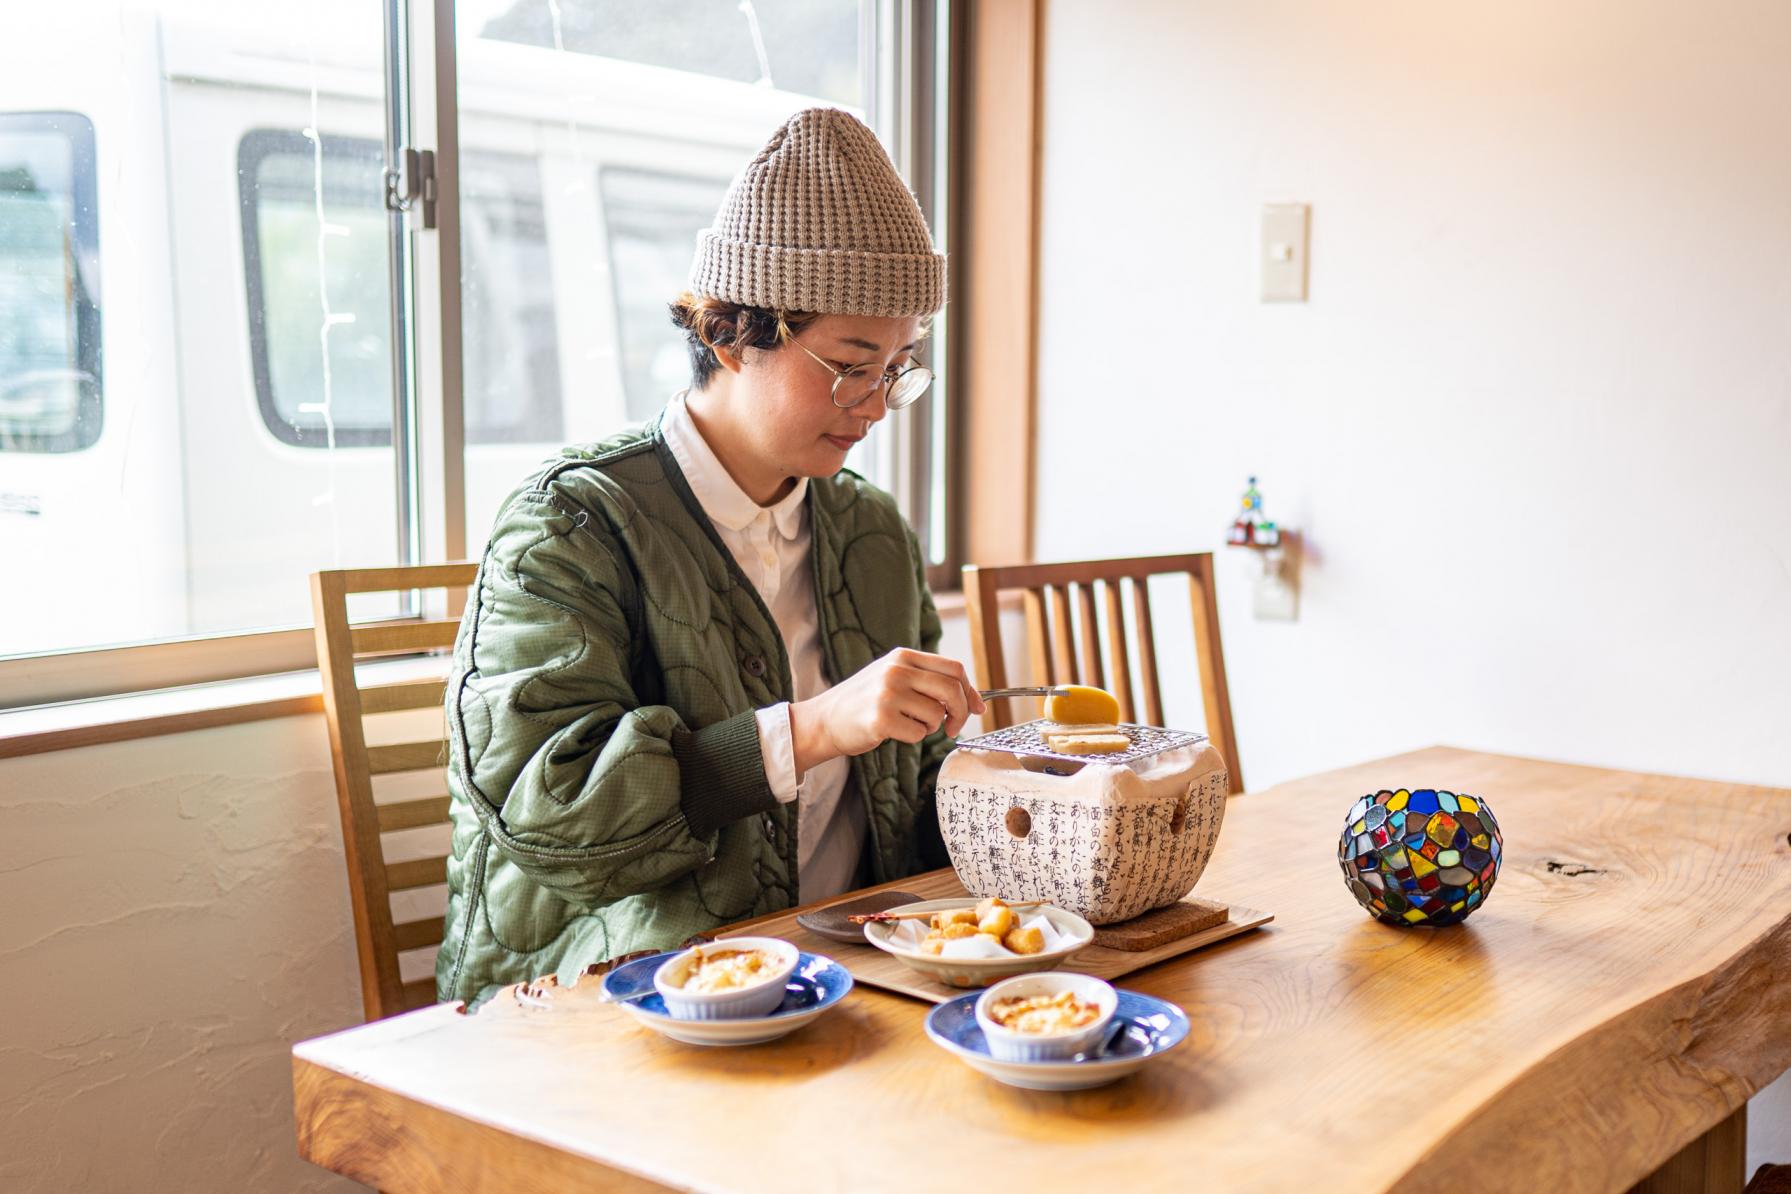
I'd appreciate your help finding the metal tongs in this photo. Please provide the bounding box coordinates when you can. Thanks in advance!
[976,685,1077,701]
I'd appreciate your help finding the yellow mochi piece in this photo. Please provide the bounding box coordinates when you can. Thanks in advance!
[1044,684,1120,726]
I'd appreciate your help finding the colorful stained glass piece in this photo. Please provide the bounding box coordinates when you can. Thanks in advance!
[1408,790,1439,816]
[1437,866,1474,887]
[1387,790,1409,812]
[1363,805,1389,831]
[1426,814,1459,847]
[1457,796,1479,813]
[1471,834,1490,850]
[1410,853,1437,879]
[1439,792,1459,813]
[1436,849,1460,867]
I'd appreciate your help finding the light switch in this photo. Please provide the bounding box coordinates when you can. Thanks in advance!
[1260,203,1309,302]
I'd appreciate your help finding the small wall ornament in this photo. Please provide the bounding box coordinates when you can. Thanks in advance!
[1226,475,1281,548]
[1338,789,1503,926]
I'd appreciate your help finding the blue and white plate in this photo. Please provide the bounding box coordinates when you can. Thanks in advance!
[924,988,1189,1090]
[601,951,852,1046]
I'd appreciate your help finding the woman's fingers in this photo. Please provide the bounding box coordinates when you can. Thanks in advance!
[891,648,984,715]
[890,665,972,737]
[884,690,948,742]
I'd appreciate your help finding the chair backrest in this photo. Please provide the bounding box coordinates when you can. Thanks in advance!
[961,552,1244,793]
[311,562,477,1020]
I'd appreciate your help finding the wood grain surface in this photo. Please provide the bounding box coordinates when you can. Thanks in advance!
[716,869,1270,1003]
[292,746,1791,1193]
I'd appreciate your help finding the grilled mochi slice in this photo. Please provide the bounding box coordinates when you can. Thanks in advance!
[1041,724,1130,755]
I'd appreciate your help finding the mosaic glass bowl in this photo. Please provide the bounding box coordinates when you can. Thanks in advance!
[1338,789,1503,926]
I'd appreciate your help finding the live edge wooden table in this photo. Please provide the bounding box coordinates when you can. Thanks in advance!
[292,746,1791,1193]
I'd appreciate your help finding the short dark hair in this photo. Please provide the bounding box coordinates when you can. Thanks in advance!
[666,291,820,389]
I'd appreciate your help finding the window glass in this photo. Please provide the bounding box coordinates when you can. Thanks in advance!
[598,168,730,421]
[0,111,100,453]
[474,0,859,103]
[243,131,563,446]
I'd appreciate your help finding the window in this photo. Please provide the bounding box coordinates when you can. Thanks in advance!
[0,111,101,454]
[242,131,562,447]
[598,168,731,422]
[2,1,950,703]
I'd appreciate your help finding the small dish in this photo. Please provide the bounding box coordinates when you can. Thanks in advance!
[796,890,925,944]
[975,972,1118,1062]
[603,951,852,1046]
[925,988,1190,1091]
[861,898,1094,989]
[652,937,799,1020]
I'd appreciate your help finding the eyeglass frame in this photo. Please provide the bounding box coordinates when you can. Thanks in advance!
[774,314,934,411]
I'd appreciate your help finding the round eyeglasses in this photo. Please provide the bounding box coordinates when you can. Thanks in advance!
[777,317,934,411]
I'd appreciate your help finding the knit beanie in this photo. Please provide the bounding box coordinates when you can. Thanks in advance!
[689,107,946,318]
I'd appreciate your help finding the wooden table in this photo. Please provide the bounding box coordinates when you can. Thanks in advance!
[292,747,1791,1193]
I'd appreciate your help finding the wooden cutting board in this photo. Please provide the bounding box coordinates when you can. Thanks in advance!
[716,868,1273,1004]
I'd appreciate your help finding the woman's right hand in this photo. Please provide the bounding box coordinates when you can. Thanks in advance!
[789,647,985,776]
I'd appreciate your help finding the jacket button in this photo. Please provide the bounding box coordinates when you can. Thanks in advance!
[743,655,768,678]
[761,816,777,841]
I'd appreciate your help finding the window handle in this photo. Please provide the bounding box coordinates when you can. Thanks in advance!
[385,146,438,229]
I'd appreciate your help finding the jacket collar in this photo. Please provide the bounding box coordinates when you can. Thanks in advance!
[660,391,807,539]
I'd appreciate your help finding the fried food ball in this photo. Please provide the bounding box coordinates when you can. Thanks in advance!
[921,938,945,955]
[1003,925,1045,955]
[978,904,1016,938]
[973,897,1010,921]
[940,922,980,940]
[941,906,979,928]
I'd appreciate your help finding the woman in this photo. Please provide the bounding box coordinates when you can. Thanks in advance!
[436,107,983,1005]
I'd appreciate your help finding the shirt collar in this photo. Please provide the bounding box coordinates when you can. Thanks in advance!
[662,392,808,539]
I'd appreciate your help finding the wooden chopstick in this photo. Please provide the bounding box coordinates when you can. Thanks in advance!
[848,900,1047,925]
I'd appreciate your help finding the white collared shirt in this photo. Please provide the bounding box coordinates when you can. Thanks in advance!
[660,393,863,901]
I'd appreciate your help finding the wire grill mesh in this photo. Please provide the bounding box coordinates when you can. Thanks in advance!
[954,719,1208,766]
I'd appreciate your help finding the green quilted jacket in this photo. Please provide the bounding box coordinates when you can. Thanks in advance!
[435,419,955,1005]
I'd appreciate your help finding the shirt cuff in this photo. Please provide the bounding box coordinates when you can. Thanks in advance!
[755,702,805,805]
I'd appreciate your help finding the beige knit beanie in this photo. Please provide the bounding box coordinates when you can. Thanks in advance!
[689,107,946,318]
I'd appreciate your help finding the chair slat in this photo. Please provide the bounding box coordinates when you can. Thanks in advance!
[359,678,448,715]
[351,619,459,656]
[377,795,452,833]
[386,856,448,891]
[1131,580,1165,726]
[1047,584,1076,683]
[393,916,446,952]
[1074,582,1103,689]
[1103,579,1136,723]
[338,562,479,595]
[400,978,439,1011]
[367,741,445,775]
[1022,587,1052,690]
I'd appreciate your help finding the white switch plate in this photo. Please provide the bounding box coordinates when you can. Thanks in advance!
[1260,203,1309,302]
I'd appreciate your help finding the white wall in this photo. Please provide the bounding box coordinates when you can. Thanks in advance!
[1034,0,1791,795]
[1033,0,1791,1166]
[0,719,364,1193]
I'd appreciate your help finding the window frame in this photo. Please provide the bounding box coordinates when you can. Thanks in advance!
[0,0,963,713]
[0,109,104,455]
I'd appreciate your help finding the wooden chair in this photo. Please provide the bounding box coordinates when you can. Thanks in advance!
[961,552,1244,794]
[311,562,478,1021]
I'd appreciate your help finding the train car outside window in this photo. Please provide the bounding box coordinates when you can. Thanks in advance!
[0,111,101,454]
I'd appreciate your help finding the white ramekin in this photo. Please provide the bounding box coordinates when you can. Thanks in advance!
[975,972,1118,1062]
[652,937,800,1021]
